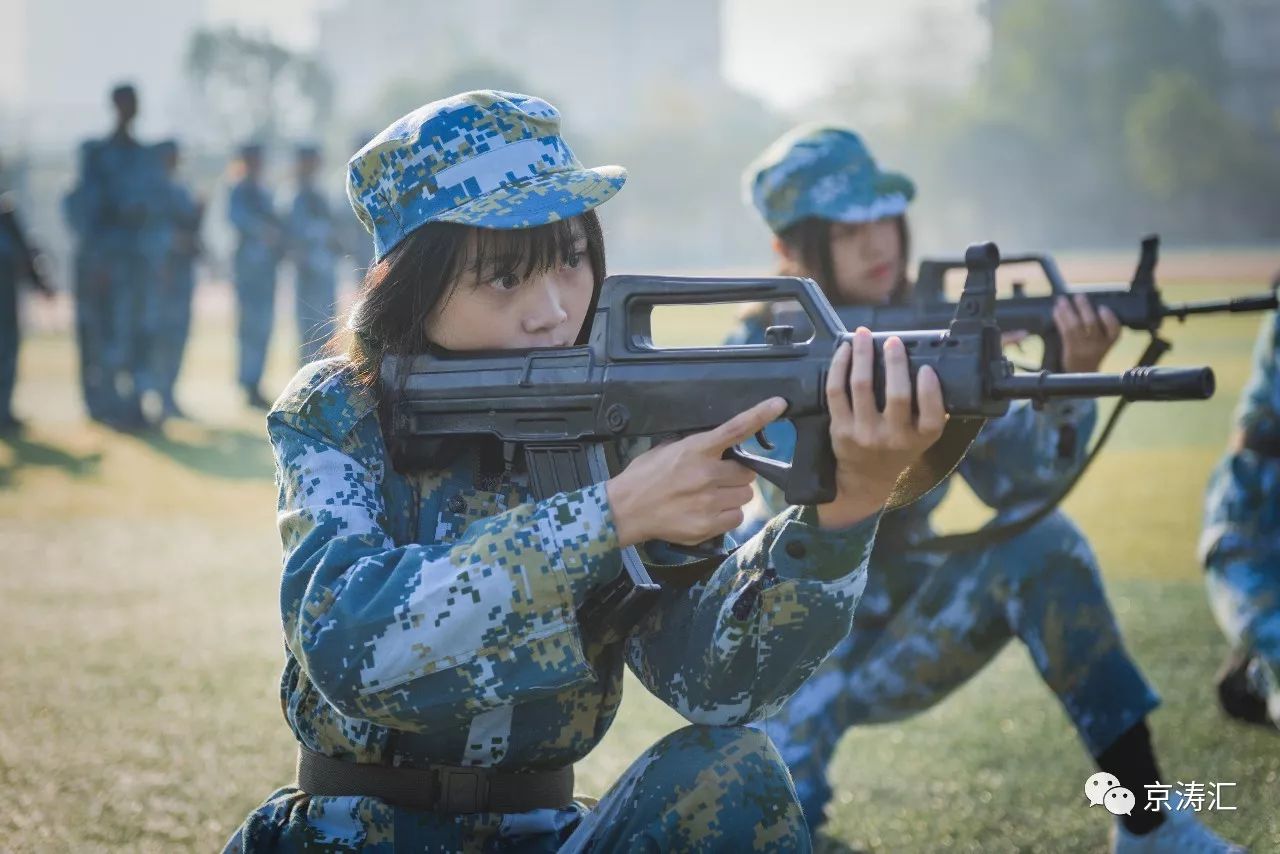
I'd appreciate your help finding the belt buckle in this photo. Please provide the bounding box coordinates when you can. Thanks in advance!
[436,766,490,813]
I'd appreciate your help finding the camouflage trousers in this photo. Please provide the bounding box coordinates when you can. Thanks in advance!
[1203,454,1280,724]
[224,725,808,853]
[234,250,277,390]
[294,265,336,367]
[153,259,195,407]
[74,248,156,423]
[756,511,1160,829]
[0,276,16,419]
[1207,555,1280,724]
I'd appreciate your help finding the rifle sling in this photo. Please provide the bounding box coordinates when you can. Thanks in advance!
[905,335,1170,553]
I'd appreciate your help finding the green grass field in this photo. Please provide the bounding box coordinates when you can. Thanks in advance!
[1,278,1278,852]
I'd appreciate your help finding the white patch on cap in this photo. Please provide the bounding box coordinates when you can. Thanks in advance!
[429,137,567,200]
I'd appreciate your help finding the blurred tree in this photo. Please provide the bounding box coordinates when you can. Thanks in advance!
[808,0,1279,247]
[1125,70,1280,238]
[185,27,334,146]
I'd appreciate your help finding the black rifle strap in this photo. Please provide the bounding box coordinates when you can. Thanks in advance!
[907,335,1171,553]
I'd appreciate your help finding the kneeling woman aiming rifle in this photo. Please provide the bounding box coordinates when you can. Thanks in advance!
[730,124,1244,853]
[222,92,947,852]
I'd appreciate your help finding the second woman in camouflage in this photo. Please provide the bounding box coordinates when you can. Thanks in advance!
[732,124,1245,854]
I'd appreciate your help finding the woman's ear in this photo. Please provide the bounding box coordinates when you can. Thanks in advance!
[771,235,792,263]
[773,235,802,278]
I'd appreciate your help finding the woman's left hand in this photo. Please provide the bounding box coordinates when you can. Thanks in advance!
[817,328,947,530]
[1056,294,1122,373]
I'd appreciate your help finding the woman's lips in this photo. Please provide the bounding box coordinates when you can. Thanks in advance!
[867,262,893,281]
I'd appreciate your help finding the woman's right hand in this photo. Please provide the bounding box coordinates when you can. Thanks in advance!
[606,398,788,548]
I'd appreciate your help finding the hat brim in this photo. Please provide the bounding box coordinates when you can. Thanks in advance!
[434,165,627,229]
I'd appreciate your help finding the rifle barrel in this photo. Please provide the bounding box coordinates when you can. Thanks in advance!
[993,366,1215,403]
[1162,293,1279,320]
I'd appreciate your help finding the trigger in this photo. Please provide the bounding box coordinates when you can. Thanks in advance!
[754,429,774,451]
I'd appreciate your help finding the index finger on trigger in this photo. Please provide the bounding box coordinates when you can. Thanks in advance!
[696,396,788,454]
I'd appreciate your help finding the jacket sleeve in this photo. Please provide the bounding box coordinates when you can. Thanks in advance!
[624,504,876,726]
[270,408,626,734]
[955,398,1098,511]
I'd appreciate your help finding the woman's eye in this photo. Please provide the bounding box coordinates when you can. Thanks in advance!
[564,252,582,270]
[489,273,520,291]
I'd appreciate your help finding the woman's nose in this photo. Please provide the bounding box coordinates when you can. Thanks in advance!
[522,277,569,333]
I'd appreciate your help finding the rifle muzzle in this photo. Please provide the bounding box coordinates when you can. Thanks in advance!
[993,366,1215,403]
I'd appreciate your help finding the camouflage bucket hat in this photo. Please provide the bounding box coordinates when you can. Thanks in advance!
[348,90,627,261]
[745,125,915,234]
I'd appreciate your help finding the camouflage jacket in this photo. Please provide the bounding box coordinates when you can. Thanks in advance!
[266,358,878,772]
[229,178,281,265]
[286,185,340,274]
[62,134,168,254]
[1201,311,1280,562]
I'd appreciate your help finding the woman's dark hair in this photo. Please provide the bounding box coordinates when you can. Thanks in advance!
[776,214,913,305]
[331,209,606,395]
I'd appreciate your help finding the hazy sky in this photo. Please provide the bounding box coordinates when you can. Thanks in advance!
[0,0,989,145]
[203,0,987,109]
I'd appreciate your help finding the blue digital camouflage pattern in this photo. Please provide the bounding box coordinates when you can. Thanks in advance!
[1201,311,1280,724]
[727,310,1160,828]
[744,125,916,234]
[224,356,884,850]
[62,134,170,422]
[228,176,282,390]
[346,91,626,262]
[287,185,339,365]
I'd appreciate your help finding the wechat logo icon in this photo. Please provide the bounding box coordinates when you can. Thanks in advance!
[1085,772,1136,816]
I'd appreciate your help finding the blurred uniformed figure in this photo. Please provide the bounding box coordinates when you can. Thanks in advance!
[0,166,56,432]
[153,140,203,419]
[286,144,340,366]
[228,143,282,409]
[1202,306,1280,734]
[63,83,166,428]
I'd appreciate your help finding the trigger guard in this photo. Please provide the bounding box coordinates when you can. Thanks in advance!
[724,444,792,492]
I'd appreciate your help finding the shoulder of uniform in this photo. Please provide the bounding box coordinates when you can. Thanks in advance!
[270,357,378,442]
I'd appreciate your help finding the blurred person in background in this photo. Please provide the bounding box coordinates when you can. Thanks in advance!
[228,142,283,409]
[727,125,1245,854]
[152,140,203,419]
[286,143,340,366]
[63,83,165,429]
[0,164,56,432]
[1201,304,1280,736]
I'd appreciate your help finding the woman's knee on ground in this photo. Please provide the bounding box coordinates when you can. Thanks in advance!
[595,724,807,851]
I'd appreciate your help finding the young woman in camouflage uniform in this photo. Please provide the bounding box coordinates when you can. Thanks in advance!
[223,92,952,852]
[730,125,1245,853]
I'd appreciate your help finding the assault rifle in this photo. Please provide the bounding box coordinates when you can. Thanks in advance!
[839,236,1276,372]
[382,242,1214,637]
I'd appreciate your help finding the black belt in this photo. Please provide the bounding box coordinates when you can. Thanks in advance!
[296,747,575,813]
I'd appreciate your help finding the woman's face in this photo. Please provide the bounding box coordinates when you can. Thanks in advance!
[825,217,905,305]
[425,225,594,351]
